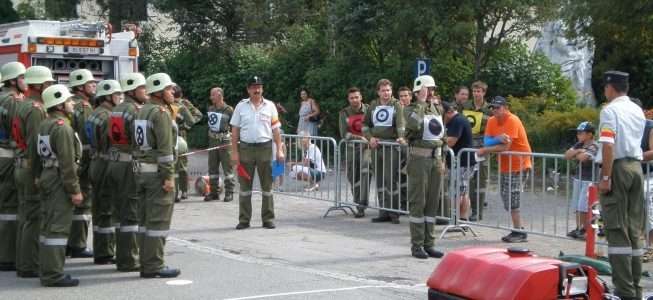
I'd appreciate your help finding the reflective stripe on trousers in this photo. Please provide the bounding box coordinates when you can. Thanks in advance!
[608,246,644,256]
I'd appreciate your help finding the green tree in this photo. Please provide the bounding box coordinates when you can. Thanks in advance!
[0,0,19,23]
[44,0,79,19]
[562,0,653,105]
[466,0,560,79]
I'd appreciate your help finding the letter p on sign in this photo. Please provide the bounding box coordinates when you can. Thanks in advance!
[415,58,431,77]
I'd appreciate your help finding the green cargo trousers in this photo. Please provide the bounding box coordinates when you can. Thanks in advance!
[345,144,370,208]
[135,170,174,274]
[601,159,645,299]
[238,143,274,225]
[89,158,115,259]
[371,144,401,217]
[0,156,17,267]
[175,156,189,196]
[15,159,40,273]
[407,153,443,248]
[38,168,73,286]
[208,137,235,198]
[107,159,140,270]
[69,151,91,251]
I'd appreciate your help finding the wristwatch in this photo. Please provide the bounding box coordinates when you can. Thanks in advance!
[601,176,610,181]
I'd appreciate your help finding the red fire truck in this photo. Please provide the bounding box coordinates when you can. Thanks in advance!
[0,19,139,83]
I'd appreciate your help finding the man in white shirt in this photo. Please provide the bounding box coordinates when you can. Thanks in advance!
[230,76,285,230]
[597,70,645,300]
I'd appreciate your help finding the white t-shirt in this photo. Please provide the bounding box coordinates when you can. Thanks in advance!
[305,143,326,173]
[597,96,645,162]
[230,98,281,143]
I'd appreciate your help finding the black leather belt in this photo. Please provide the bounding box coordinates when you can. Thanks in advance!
[240,141,272,147]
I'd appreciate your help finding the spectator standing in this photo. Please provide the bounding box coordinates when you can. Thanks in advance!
[339,87,371,218]
[442,102,476,220]
[451,86,470,113]
[297,88,319,136]
[398,86,412,107]
[564,122,598,240]
[478,96,532,243]
[463,81,493,222]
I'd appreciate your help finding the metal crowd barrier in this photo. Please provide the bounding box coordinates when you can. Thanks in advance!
[454,148,602,240]
[272,134,341,216]
[180,134,653,254]
[334,139,456,222]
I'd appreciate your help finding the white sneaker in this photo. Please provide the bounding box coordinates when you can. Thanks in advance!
[304,183,319,192]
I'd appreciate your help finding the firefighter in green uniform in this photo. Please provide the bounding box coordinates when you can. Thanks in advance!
[88,80,123,265]
[362,78,406,224]
[107,73,147,272]
[338,87,370,218]
[32,84,82,287]
[597,71,646,300]
[404,75,446,259]
[14,65,54,277]
[172,86,201,202]
[68,69,96,258]
[462,81,492,222]
[230,76,284,230]
[0,62,26,272]
[205,87,235,202]
[133,73,180,278]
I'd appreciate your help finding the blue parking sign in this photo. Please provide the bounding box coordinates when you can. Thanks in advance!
[414,58,431,77]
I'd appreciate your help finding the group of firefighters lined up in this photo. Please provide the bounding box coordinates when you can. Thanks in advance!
[0,61,199,287]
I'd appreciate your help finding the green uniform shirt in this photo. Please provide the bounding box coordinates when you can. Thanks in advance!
[14,95,46,158]
[110,95,141,153]
[404,101,446,149]
[362,98,405,140]
[87,103,112,155]
[462,100,492,147]
[339,103,368,140]
[0,88,23,149]
[72,95,93,147]
[207,104,233,137]
[176,98,202,134]
[32,111,81,195]
[133,99,176,180]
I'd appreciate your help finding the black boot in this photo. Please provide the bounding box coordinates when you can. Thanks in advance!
[204,194,220,202]
[223,193,233,202]
[140,266,181,278]
[411,246,428,259]
[371,215,391,223]
[354,207,365,218]
[45,274,79,287]
[69,247,94,258]
[0,262,16,271]
[424,247,444,258]
[94,256,116,265]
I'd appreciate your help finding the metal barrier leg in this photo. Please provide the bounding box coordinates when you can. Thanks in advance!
[323,139,355,218]
[439,149,479,240]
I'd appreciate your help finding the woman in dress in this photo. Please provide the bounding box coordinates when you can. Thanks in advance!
[297,88,320,136]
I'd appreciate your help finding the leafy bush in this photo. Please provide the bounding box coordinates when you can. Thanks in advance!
[509,95,599,153]
[483,44,577,105]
